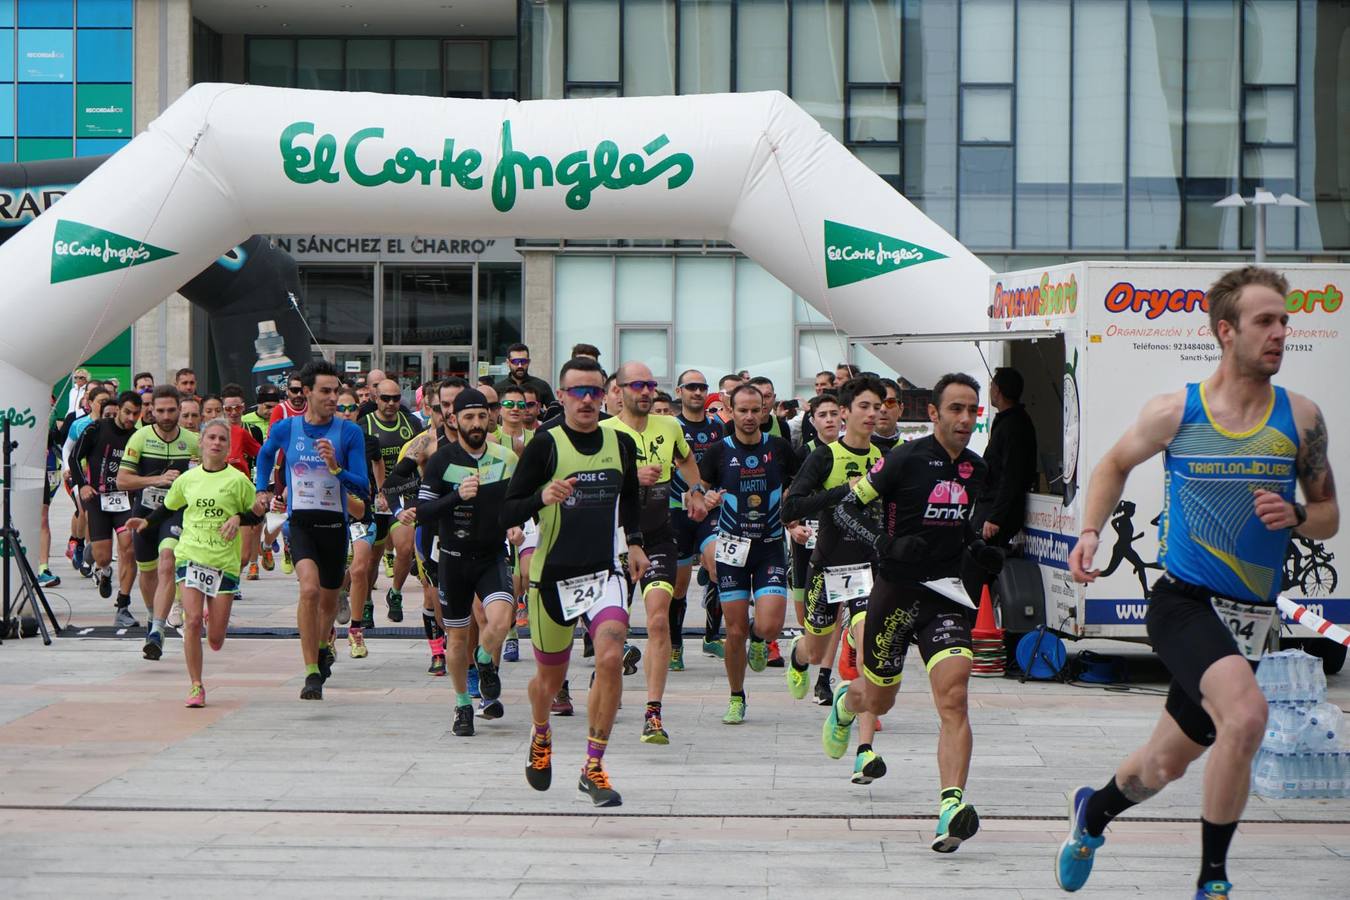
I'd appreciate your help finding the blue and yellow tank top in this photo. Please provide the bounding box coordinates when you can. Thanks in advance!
[1159,382,1299,603]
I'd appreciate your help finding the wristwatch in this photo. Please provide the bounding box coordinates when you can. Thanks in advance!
[1293,501,1308,527]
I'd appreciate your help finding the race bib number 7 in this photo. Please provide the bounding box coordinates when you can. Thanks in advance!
[715,533,750,568]
[1212,597,1276,661]
[825,563,873,604]
[558,570,611,621]
[184,562,225,598]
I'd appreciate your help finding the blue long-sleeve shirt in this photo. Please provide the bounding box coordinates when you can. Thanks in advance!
[254,415,369,523]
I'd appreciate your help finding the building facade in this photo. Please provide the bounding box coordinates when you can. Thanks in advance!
[17,1,1350,399]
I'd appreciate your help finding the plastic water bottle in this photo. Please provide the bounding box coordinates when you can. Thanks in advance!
[252,319,293,391]
[1279,752,1301,798]
[1299,703,1343,751]
[1252,749,1282,797]
[1257,652,1289,701]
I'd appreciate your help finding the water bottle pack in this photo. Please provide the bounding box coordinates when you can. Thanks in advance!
[1252,649,1349,799]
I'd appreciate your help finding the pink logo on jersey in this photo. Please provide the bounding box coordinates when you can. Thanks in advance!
[870,457,885,475]
[957,461,974,480]
[927,480,969,505]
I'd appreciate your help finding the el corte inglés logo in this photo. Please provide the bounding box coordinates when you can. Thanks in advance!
[823,220,946,288]
[50,220,177,284]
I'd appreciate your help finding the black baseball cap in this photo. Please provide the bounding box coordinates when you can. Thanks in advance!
[453,388,489,414]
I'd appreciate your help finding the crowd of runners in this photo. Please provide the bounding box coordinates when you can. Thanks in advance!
[35,267,1339,898]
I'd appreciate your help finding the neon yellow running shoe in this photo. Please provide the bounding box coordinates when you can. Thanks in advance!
[852,749,887,784]
[822,682,856,759]
[722,695,747,725]
[784,635,809,699]
[748,639,768,673]
[669,646,685,672]
[932,796,980,853]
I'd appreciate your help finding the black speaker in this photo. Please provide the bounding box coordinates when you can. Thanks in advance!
[992,556,1046,632]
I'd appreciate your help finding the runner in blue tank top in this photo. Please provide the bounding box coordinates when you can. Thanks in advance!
[1058,267,1339,899]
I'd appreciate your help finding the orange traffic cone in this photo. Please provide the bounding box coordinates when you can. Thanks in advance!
[971,585,1005,677]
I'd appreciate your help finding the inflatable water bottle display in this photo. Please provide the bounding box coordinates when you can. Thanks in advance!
[251,318,293,392]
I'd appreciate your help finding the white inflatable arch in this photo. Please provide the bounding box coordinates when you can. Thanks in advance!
[0,84,989,540]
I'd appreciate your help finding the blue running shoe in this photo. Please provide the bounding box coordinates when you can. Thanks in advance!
[1196,881,1232,900]
[1056,785,1106,891]
[932,797,980,853]
[37,569,61,588]
[467,664,481,698]
[503,636,519,663]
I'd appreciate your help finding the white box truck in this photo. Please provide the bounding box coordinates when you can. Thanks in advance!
[857,261,1348,672]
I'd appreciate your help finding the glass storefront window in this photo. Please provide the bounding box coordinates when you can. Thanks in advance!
[346,39,392,93]
[568,0,620,84]
[618,328,671,382]
[394,39,440,96]
[624,0,676,97]
[555,257,616,370]
[616,257,673,322]
[300,266,375,345]
[673,256,734,380]
[296,39,342,91]
[678,0,731,94]
[737,0,788,93]
[383,266,472,345]
[248,38,293,87]
[479,263,523,367]
[445,41,487,98]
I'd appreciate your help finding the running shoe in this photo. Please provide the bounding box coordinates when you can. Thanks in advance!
[748,639,768,673]
[479,698,504,719]
[281,547,293,574]
[551,683,573,716]
[167,598,183,629]
[932,798,980,853]
[452,703,475,737]
[467,664,481,698]
[246,562,260,581]
[348,628,368,659]
[839,629,860,681]
[515,597,528,629]
[428,654,447,676]
[622,643,641,675]
[318,645,335,682]
[142,630,163,661]
[702,638,725,658]
[784,636,809,699]
[579,764,622,807]
[37,569,60,588]
[73,544,85,571]
[503,635,519,663]
[385,588,403,623]
[852,749,887,785]
[97,566,113,599]
[669,646,685,672]
[260,547,275,571]
[383,550,395,579]
[78,558,93,579]
[113,606,139,628]
[641,714,670,745]
[525,727,552,791]
[65,538,77,562]
[722,695,747,725]
[336,594,351,625]
[362,599,374,629]
[822,682,856,759]
[813,674,834,706]
[476,659,501,701]
[1055,785,1105,892]
[1196,881,1232,900]
[766,639,784,668]
[185,683,206,708]
[299,672,324,700]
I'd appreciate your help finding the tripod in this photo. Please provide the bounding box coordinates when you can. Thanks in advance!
[2,419,62,645]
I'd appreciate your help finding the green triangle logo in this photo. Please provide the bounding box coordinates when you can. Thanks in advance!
[51,219,177,284]
[823,220,946,288]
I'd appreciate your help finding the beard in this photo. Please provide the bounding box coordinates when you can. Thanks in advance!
[463,427,488,450]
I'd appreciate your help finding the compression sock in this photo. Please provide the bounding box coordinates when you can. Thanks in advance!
[533,721,550,738]
[1198,819,1237,888]
[1082,776,1140,838]
[475,646,492,666]
[668,595,687,647]
[585,736,607,767]
[455,691,471,708]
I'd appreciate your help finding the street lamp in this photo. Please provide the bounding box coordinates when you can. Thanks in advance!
[1213,186,1310,264]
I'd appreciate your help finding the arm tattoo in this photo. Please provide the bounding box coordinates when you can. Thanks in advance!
[1299,409,1336,502]
[407,432,430,462]
[1120,774,1161,803]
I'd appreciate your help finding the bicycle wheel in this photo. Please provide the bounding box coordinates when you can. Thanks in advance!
[1300,563,1338,597]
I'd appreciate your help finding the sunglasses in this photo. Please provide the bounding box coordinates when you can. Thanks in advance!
[508,357,530,366]
[678,382,708,392]
[562,386,604,401]
[882,397,899,408]
[224,404,245,412]
[487,402,501,411]
[621,380,659,392]
[288,386,304,394]
[524,400,539,408]
[336,404,358,413]
[379,394,401,402]
[500,399,528,410]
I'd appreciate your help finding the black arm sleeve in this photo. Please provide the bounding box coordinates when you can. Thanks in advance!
[67,428,96,488]
[500,431,555,529]
[615,432,642,542]
[781,446,843,523]
[414,444,462,524]
[140,503,175,531]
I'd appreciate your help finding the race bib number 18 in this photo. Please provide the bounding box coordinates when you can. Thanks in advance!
[1212,597,1276,661]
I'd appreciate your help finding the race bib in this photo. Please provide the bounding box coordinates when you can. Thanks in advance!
[293,468,342,512]
[825,563,873,604]
[804,519,819,551]
[921,577,978,610]
[715,533,751,568]
[1212,596,1276,661]
[184,562,224,597]
[349,521,369,542]
[142,485,168,510]
[46,470,60,491]
[100,491,130,513]
[558,570,610,620]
